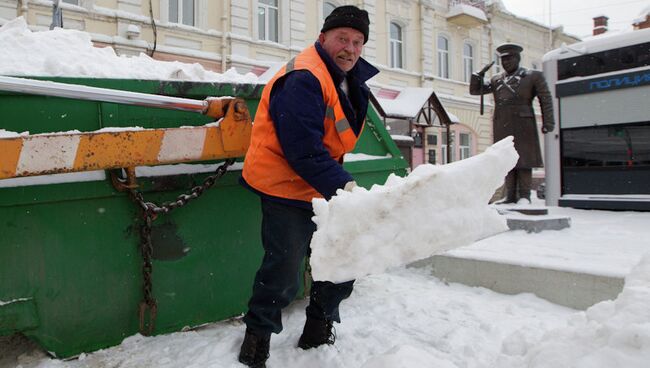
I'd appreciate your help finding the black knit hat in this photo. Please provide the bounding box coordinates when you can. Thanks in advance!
[321,5,370,44]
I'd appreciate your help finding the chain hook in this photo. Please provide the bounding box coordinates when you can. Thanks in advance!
[126,158,235,336]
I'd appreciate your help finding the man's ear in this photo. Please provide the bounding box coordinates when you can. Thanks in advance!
[318,33,325,43]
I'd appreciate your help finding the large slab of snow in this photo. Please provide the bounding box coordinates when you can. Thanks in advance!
[310,137,519,283]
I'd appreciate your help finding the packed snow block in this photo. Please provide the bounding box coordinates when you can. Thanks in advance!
[505,214,571,233]
[310,137,519,283]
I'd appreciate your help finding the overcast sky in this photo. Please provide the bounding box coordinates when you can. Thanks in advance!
[499,0,648,38]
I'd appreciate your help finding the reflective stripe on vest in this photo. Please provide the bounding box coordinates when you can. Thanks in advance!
[242,45,363,202]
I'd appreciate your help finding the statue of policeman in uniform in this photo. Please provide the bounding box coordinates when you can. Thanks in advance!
[470,43,554,204]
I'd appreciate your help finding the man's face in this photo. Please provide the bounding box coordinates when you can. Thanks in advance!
[501,53,520,74]
[318,27,364,72]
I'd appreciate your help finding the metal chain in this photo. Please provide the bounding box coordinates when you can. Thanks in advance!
[128,158,236,335]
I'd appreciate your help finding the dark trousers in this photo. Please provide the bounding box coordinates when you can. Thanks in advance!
[505,168,532,201]
[243,198,354,334]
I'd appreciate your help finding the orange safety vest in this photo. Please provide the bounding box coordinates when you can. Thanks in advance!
[242,45,363,202]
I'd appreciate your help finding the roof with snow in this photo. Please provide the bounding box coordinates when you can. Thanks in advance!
[374,87,434,119]
[447,3,488,23]
[543,27,650,62]
[634,5,650,24]
[372,86,457,126]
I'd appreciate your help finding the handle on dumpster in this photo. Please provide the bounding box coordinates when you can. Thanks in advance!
[0,77,253,180]
[0,75,214,114]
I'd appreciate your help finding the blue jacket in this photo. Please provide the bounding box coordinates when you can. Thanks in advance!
[241,42,379,209]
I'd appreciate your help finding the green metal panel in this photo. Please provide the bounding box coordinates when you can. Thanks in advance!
[0,77,407,357]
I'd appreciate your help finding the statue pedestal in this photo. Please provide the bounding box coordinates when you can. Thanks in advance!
[495,206,571,233]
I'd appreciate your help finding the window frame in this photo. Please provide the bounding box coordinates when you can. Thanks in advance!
[389,22,404,69]
[459,132,471,160]
[428,149,437,165]
[437,35,450,79]
[168,0,196,27]
[462,42,474,83]
[258,0,279,43]
[322,1,338,21]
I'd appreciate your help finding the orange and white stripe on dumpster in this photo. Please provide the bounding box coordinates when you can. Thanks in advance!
[0,125,250,180]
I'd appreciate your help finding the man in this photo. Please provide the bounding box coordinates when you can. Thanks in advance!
[237,5,377,367]
[470,43,554,204]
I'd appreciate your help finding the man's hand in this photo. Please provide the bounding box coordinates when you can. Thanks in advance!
[541,125,553,134]
[476,61,495,77]
[343,181,357,192]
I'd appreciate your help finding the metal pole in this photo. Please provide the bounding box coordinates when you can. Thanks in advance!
[0,76,208,114]
[50,0,63,30]
[548,0,553,49]
[446,124,451,163]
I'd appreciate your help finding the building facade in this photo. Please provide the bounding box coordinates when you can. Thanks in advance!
[0,0,580,166]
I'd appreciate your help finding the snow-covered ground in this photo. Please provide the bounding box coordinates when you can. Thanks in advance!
[4,196,650,368]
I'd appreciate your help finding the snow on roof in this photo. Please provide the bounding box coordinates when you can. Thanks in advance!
[634,5,650,24]
[374,87,434,119]
[543,27,650,62]
[0,17,259,83]
[447,3,488,22]
[374,86,459,124]
[447,111,460,124]
[390,134,414,142]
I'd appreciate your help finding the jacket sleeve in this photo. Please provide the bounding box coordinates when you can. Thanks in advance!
[269,70,354,200]
[469,73,493,95]
[532,71,555,130]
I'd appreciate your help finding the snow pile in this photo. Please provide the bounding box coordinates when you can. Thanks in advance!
[498,253,650,368]
[0,17,258,83]
[310,136,519,283]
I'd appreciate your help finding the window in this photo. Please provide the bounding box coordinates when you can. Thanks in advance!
[437,35,449,79]
[169,0,195,26]
[558,41,650,80]
[459,133,471,160]
[428,149,437,164]
[427,134,437,146]
[493,52,502,74]
[323,2,337,19]
[463,43,474,82]
[413,132,422,147]
[390,22,403,69]
[442,131,455,164]
[258,0,279,42]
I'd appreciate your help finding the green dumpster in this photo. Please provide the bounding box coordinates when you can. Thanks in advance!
[0,77,408,357]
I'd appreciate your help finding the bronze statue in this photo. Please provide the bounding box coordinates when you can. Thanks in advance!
[470,43,554,204]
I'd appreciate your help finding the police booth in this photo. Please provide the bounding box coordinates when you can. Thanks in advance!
[542,28,650,211]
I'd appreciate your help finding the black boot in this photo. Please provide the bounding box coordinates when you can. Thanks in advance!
[297,317,335,349]
[238,328,270,368]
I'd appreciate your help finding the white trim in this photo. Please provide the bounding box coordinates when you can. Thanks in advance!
[17,135,81,175]
[160,0,170,25]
